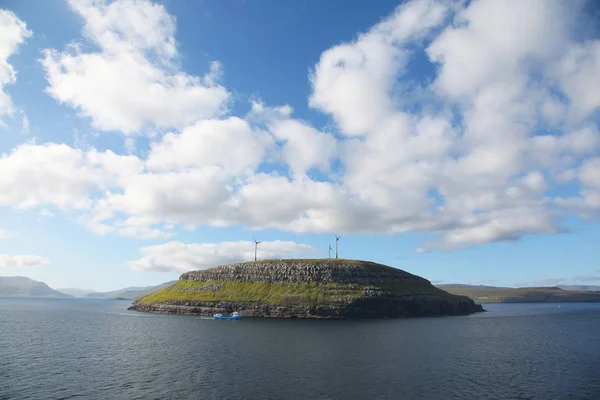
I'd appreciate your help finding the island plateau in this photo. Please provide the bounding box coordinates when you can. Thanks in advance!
[129,259,484,318]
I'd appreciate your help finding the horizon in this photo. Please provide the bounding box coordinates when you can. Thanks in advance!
[2,258,600,293]
[1,0,600,292]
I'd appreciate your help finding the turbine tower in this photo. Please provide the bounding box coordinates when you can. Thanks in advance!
[253,236,262,262]
[334,234,341,259]
[328,242,333,258]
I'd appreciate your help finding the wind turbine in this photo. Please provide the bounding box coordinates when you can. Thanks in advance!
[252,236,262,262]
[334,234,341,259]
[328,242,333,258]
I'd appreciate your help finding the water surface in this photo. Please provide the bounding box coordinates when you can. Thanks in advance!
[1,299,599,399]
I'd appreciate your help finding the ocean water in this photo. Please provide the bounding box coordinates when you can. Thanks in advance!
[1,299,599,400]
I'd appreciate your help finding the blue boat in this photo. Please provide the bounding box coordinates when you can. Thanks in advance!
[213,311,242,320]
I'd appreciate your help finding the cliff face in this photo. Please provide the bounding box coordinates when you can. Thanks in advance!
[129,259,484,318]
[181,259,430,284]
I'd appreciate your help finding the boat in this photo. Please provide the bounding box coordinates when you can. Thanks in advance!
[213,311,242,320]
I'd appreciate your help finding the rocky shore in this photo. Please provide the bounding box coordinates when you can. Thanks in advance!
[129,259,484,318]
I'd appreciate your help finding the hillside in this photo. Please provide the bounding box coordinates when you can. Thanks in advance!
[130,259,484,318]
[558,285,600,292]
[0,277,72,298]
[436,284,600,303]
[86,281,176,300]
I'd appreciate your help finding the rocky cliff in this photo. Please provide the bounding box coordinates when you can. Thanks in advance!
[129,259,484,318]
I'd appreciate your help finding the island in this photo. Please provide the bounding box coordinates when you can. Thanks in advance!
[128,259,484,318]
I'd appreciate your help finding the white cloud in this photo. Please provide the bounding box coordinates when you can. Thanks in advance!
[424,207,561,251]
[104,167,231,223]
[271,120,336,177]
[146,117,272,176]
[0,143,141,210]
[0,143,101,210]
[128,240,320,273]
[579,158,600,189]
[249,101,337,177]
[428,0,574,100]
[550,41,600,121]
[0,9,32,119]
[0,254,50,268]
[114,216,174,239]
[42,0,229,135]
[1,0,600,252]
[559,190,600,219]
[309,0,451,137]
[556,158,600,219]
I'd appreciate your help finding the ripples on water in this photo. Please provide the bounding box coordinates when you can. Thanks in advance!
[1,299,599,400]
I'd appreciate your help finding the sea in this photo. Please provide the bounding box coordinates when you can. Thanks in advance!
[1,299,599,400]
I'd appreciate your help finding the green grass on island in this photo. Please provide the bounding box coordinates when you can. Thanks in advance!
[138,280,451,306]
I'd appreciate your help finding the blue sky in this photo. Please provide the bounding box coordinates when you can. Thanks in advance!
[1,0,599,291]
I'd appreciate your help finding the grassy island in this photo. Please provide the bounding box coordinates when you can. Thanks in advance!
[130,259,484,318]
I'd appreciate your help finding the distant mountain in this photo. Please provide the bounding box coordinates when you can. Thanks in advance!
[436,284,600,303]
[0,277,72,298]
[56,288,96,298]
[86,281,176,300]
[558,285,600,292]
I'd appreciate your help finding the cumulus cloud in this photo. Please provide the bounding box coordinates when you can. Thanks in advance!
[0,143,141,210]
[0,9,32,120]
[127,240,320,273]
[146,117,272,176]
[550,41,600,121]
[41,0,229,134]
[250,101,337,177]
[556,157,600,218]
[0,254,50,268]
[427,0,575,100]
[309,0,451,137]
[579,158,600,189]
[1,0,599,250]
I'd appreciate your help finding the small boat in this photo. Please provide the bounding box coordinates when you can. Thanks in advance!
[213,311,242,320]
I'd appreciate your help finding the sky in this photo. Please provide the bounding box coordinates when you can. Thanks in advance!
[0,0,600,292]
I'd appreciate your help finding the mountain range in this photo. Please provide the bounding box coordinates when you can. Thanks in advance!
[83,281,176,299]
[1,277,175,300]
[0,277,72,298]
[3,276,600,303]
[557,285,600,292]
[437,284,600,303]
